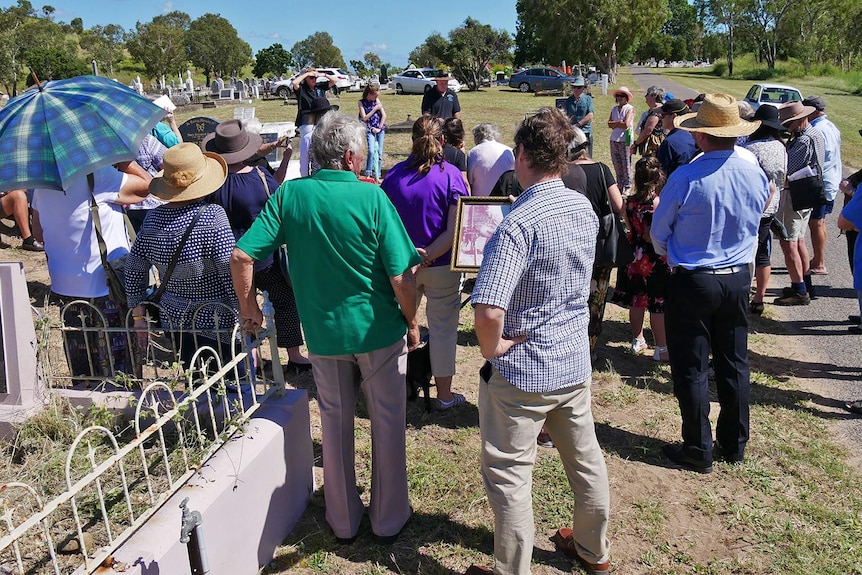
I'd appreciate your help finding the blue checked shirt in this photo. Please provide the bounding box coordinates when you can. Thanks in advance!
[471,179,598,393]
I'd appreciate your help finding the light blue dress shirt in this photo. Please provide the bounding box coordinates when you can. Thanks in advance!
[810,115,842,202]
[651,148,769,269]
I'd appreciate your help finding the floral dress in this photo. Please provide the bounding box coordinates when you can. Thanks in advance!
[610,196,669,313]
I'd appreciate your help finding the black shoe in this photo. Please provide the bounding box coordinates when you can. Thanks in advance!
[287,361,313,373]
[21,236,44,251]
[774,291,810,306]
[849,325,862,334]
[849,315,861,325]
[713,441,744,464]
[372,516,411,545]
[749,301,764,316]
[335,533,358,545]
[662,443,713,474]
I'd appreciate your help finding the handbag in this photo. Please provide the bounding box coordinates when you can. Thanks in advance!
[141,205,206,320]
[788,169,826,211]
[593,164,632,267]
[255,168,292,287]
[89,179,131,306]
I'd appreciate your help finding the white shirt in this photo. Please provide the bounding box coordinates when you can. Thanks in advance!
[467,140,515,197]
[32,167,128,298]
[810,115,842,202]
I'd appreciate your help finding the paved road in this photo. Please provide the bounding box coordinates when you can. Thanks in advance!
[628,67,862,448]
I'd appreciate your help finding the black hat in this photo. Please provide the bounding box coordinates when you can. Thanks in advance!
[309,96,339,115]
[661,98,690,116]
[753,104,786,131]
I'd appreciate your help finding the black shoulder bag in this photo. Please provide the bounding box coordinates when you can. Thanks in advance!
[255,167,292,288]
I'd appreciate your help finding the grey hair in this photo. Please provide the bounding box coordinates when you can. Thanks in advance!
[311,111,366,170]
[566,126,589,161]
[646,85,666,103]
[737,100,755,121]
[472,123,501,146]
[243,117,263,134]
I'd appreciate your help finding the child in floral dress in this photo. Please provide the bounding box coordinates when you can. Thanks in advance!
[611,155,670,360]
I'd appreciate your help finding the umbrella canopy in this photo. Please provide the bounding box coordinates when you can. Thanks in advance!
[0,75,166,193]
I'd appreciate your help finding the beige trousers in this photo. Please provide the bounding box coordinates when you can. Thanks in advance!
[416,265,463,377]
[310,336,411,539]
[479,364,611,575]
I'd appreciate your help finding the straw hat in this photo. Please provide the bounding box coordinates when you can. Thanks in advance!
[150,143,227,202]
[674,93,760,137]
[779,101,817,126]
[201,119,263,164]
[612,86,633,101]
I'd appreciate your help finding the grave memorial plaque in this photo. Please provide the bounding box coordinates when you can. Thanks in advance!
[260,133,279,164]
[179,117,219,145]
[233,107,256,122]
[219,89,234,100]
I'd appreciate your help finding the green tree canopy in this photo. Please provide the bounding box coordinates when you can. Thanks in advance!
[446,17,513,90]
[253,43,293,77]
[79,24,126,77]
[291,32,346,69]
[515,0,667,82]
[0,0,38,96]
[186,13,252,86]
[126,11,190,81]
[408,33,448,69]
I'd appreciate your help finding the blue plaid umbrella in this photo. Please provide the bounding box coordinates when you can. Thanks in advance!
[0,75,166,193]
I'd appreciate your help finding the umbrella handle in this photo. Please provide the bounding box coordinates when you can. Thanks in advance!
[28,68,43,91]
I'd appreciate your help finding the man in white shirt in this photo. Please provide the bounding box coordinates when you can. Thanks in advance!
[804,96,842,275]
[466,123,515,197]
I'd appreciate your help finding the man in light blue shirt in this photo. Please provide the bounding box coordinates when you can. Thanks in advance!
[651,94,769,473]
[804,96,842,275]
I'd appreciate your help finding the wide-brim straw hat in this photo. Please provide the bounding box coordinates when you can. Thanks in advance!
[674,93,760,137]
[201,119,262,164]
[612,86,633,101]
[150,143,227,203]
[779,100,817,126]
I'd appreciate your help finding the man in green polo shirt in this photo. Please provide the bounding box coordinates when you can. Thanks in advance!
[230,111,421,545]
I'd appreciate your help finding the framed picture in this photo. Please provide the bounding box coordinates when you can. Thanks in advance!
[450,196,513,272]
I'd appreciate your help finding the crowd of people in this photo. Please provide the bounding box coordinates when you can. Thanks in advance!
[9,68,862,575]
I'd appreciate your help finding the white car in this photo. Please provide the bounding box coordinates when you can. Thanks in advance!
[390,68,462,95]
[271,68,354,98]
[743,83,803,111]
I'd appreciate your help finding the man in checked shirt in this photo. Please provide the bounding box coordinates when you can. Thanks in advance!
[466,107,610,575]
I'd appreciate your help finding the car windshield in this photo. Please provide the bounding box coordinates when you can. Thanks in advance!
[761,88,800,104]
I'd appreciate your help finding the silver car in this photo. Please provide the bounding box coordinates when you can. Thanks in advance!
[743,83,803,111]
[391,68,461,94]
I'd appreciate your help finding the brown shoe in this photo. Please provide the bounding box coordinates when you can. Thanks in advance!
[551,528,609,574]
[773,291,810,306]
[464,566,493,575]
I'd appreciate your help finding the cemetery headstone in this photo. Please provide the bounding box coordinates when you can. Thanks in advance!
[233,107,256,122]
[219,89,234,100]
[179,117,220,146]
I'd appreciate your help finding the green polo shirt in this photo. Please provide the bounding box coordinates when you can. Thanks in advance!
[237,169,421,356]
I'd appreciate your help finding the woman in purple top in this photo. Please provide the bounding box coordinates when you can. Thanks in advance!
[358,84,387,182]
[382,116,469,411]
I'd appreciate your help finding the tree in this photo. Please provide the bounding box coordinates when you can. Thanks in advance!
[79,24,126,77]
[739,0,794,69]
[253,43,293,78]
[291,32,346,69]
[515,0,667,82]
[25,45,89,82]
[696,0,746,75]
[126,11,190,82]
[186,13,252,86]
[0,0,38,96]
[445,18,513,90]
[350,59,368,77]
[363,52,381,70]
[408,33,448,68]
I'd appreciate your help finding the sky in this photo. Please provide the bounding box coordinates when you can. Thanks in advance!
[7,0,519,70]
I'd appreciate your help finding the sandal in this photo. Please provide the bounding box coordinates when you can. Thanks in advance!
[630,337,647,354]
[434,392,466,411]
[652,346,669,362]
[843,400,862,415]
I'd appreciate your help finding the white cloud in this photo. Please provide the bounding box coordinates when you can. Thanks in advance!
[162,0,173,13]
[360,43,389,54]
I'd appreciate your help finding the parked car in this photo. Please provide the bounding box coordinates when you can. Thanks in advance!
[390,68,462,95]
[270,68,354,98]
[509,67,578,93]
[743,83,803,111]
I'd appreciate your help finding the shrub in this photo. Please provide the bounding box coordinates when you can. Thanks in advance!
[712,61,728,77]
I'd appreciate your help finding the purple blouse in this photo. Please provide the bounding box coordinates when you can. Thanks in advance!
[382,156,469,267]
[360,98,384,132]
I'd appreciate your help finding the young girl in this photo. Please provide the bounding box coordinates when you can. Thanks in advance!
[611,155,670,361]
[358,84,386,181]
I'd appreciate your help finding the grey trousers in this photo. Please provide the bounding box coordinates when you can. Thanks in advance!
[479,364,611,575]
[310,336,411,539]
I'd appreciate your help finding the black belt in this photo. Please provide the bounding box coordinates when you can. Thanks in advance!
[672,265,747,275]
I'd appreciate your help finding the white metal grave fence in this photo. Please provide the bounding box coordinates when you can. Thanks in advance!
[1,293,286,574]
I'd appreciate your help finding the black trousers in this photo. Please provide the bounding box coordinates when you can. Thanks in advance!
[665,269,751,462]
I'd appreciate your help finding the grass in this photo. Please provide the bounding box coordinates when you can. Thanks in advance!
[259,299,862,574]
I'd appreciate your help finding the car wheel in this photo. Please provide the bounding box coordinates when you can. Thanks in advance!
[275,85,290,98]
[330,85,339,97]
[396,83,403,95]
[518,82,530,93]
[423,84,432,93]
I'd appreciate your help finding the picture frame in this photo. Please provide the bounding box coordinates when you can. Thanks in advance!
[450,196,513,272]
